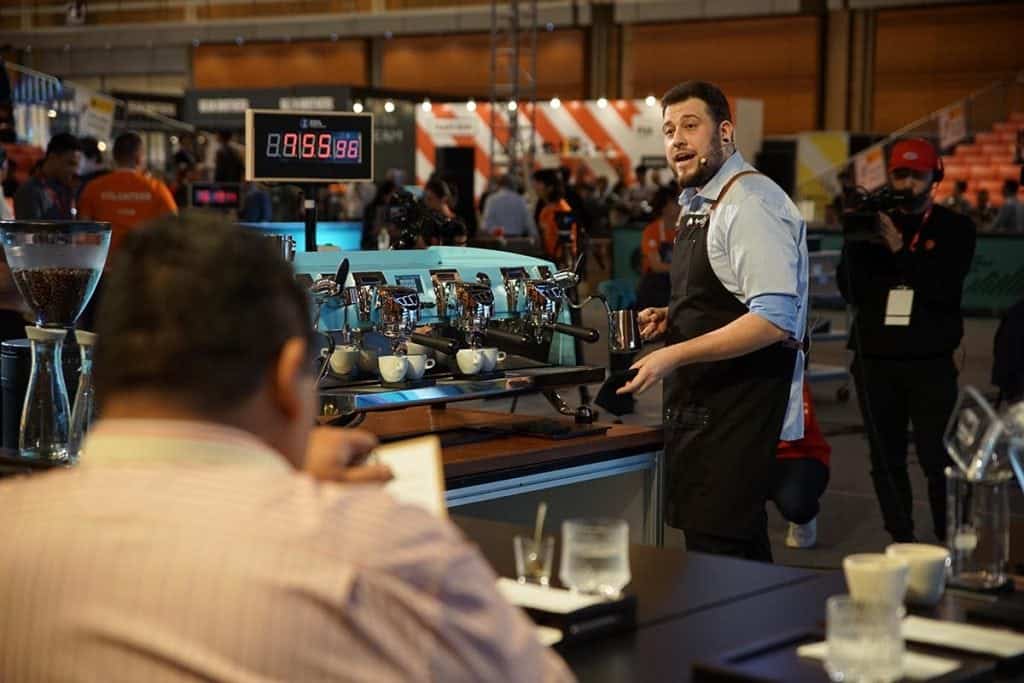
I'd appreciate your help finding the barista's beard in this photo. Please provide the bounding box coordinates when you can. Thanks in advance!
[898,187,933,214]
[677,131,728,189]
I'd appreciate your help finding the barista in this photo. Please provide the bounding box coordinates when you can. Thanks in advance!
[618,81,808,562]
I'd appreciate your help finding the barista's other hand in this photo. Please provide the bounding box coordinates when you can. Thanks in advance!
[637,307,668,341]
[617,345,681,396]
[878,212,904,254]
[304,426,393,484]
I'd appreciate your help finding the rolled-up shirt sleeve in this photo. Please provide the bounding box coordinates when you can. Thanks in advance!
[725,193,802,332]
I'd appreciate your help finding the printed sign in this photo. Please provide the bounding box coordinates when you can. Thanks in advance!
[78,93,116,141]
[854,146,887,191]
[939,102,967,150]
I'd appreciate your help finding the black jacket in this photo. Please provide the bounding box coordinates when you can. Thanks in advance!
[837,203,976,358]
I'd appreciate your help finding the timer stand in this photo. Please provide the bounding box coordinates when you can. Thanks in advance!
[303,183,318,252]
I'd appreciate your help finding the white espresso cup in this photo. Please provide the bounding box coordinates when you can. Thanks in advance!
[378,355,409,383]
[328,345,361,376]
[885,543,951,606]
[479,347,507,372]
[843,553,909,605]
[456,348,485,375]
[405,354,436,380]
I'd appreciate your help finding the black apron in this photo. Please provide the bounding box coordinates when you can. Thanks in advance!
[664,171,796,540]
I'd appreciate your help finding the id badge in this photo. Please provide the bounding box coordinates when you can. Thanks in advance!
[885,287,914,326]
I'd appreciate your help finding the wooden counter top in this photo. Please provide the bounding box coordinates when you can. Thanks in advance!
[359,407,664,482]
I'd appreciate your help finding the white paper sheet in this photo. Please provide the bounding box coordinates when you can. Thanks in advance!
[496,577,603,614]
[903,615,1024,658]
[371,436,446,517]
[797,641,960,679]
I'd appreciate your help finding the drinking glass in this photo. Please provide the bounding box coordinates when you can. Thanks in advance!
[514,535,554,586]
[825,596,904,683]
[946,466,1011,590]
[559,518,630,599]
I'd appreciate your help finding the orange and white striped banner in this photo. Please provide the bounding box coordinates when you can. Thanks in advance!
[416,97,763,199]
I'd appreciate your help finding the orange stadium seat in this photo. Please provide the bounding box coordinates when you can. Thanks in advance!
[981,142,1015,157]
[1010,112,1024,123]
[942,162,968,181]
[954,144,981,157]
[976,131,999,145]
[997,163,1022,181]
[968,165,997,180]
[995,130,1019,143]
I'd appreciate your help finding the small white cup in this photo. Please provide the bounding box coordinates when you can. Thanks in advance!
[378,355,409,383]
[328,345,361,376]
[405,354,436,380]
[885,543,951,606]
[479,347,507,372]
[456,348,485,375]
[843,554,909,605]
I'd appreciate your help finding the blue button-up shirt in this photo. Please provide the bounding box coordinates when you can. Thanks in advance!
[678,151,809,440]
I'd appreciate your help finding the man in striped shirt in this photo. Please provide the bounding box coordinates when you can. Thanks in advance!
[0,212,572,682]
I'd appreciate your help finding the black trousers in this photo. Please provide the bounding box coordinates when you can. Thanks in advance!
[852,355,958,542]
[771,458,830,526]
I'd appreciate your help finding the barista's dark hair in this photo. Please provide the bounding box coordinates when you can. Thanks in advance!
[532,168,564,200]
[661,81,732,126]
[94,211,315,415]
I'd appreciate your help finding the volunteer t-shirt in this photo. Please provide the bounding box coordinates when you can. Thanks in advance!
[78,169,177,253]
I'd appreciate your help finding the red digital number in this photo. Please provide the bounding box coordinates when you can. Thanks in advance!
[282,133,298,158]
[301,133,316,159]
[317,133,332,159]
[347,138,360,159]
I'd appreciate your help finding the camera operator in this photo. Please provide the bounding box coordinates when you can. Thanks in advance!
[533,169,578,270]
[837,138,976,543]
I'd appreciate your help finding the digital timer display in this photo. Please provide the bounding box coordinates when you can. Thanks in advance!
[245,109,374,183]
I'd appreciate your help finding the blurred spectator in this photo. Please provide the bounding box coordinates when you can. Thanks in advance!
[943,180,972,216]
[240,182,273,222]
[423,177,468,246]
[214,130,244,183]
[576,182,607,237]
[1,157,16,202]
[478,177,499,217]
[78,131,178,256]
[481,174,537,242]
[172,133,200,207]
[991,180,1023,233]
[635,183,680,310]
[533,168,577,268]
[361,180,397,250]
[993,296,1024,406]
[973,189,997,229]
[271,184,304,222]
[77,136,108,190]
[14,132,80,220]
[609,201,632,232]
[0,147,11,220]
[595,175,610,202]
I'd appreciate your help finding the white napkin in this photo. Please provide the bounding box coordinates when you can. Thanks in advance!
[497,577,603,614]
[903,616,1024,658]
[797,641,960,679]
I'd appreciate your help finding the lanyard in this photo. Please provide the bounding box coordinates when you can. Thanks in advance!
[906,205,933,253]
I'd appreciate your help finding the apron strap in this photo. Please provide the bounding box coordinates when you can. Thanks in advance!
[674,169,763,229]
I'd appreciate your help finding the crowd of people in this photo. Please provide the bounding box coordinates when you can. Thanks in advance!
[941,178,1024,232]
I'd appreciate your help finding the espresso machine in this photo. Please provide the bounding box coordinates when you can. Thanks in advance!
[294,246,636,427]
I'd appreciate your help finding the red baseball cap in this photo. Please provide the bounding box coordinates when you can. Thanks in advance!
[888,138,939,173]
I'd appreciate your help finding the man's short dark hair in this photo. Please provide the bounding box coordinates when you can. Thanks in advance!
[954,180,968,193]
[661,81,732,125]
[79,136,102,163]
[112,131,143,165]
[45,132,81,158]
[1003,179,1019,197]
[532,169,564,200]
[94,212,315,415]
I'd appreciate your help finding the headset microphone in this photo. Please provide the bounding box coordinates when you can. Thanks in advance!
[699,157,708,166]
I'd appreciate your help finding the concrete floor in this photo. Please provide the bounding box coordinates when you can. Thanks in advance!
[464,309,1011,571]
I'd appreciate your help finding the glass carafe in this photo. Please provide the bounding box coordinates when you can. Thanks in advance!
[946,466,1011,590]
[69,330,97,460]
[20,326,71,463]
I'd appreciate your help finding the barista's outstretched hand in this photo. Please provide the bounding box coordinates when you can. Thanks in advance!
[638,307,668,341]
[617,345,681,396]
[304,426,393,484]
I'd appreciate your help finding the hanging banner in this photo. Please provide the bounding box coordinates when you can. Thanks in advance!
[78,93,116,141]
[938,102,967,150]
[854,146,887,191]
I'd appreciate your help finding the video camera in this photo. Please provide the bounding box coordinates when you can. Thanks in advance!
[387,188,465,249]
[554,210,576,244]
[840,186,914,242]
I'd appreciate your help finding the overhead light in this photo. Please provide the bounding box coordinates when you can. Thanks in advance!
[352,101,364,113]
[550,97,561,109]
[192,38,201,47]
[384,30,393,40]
[466,99,477,112]
[384,100,395,113]
[507,100,518,112]
[330,33,339,42]
[597,97,609,109]
[47,109,57,118]
[421,98,432,112]
[546,22,554,31]
[97,140,108,152]
[235,36,245,46]
[645,94,657,107]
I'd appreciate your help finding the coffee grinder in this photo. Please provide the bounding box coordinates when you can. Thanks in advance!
[0,220,111,463]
